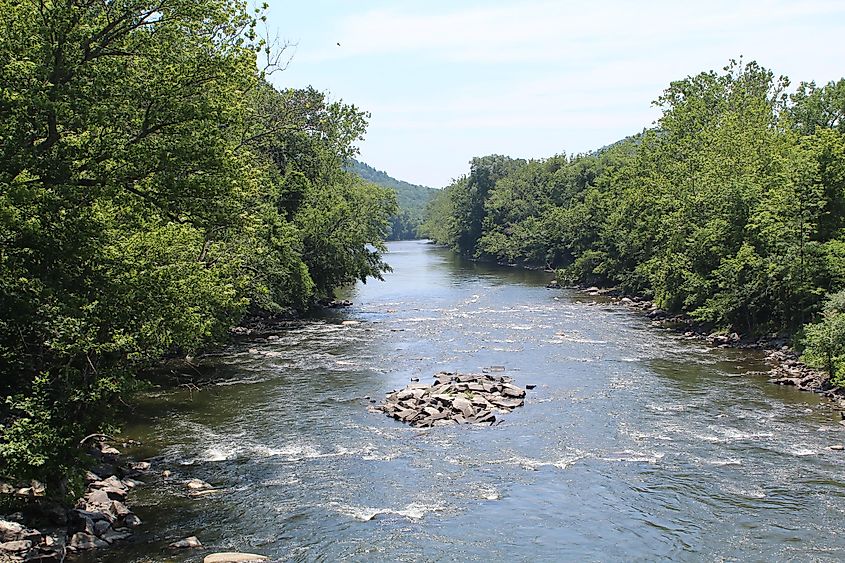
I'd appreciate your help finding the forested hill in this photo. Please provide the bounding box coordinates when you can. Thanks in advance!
[348,160,438,240]
[421,61,845,384]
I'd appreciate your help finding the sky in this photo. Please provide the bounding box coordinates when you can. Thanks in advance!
[266,0,845,188]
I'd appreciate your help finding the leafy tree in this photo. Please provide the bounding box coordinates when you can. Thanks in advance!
[801,291,845,384]
[0,0,395,492]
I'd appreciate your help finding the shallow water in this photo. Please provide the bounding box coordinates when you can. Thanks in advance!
[89,240,845,562]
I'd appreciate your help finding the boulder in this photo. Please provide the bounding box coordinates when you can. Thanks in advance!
[170,536,202,548]
[85,489,113,507]
[0,520,25,542]
[100,527,132,544]
[69,531,108,550]
[0,539,32,553]
[111,500,131,519]
[186,478,213,490]
[93,519,112,538]
[204,553,269,562]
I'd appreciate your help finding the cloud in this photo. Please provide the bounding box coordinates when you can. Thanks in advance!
[303,0,845,65]
[278,0,845,185]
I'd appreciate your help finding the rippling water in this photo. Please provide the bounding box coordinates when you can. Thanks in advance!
[90,240,845,562]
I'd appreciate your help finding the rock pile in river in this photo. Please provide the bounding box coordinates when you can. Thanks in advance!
[378,372,528,427]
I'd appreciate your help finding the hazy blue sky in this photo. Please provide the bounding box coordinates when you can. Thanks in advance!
[267,1,845,187]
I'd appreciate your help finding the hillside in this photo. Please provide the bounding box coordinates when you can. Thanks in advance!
[348,159,438,240]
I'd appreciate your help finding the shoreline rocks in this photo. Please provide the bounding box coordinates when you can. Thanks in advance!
[376,372,529,427]
[561,283,845,414]
[1,439,149,562]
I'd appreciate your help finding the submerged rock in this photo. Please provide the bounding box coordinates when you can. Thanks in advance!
[379,372,530,427]
[170,536,202,548]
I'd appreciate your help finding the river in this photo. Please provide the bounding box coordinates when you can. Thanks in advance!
[93,240,845,562]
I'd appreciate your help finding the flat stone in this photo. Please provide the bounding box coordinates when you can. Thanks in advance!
[0,539,32,553]
[69,532,101,550]
[204,553,269,562]
[501,384,526,398]
[395,389,413,400]
[100,527,133,544]
[452,397,475,418]
[129,461,151,471]
[100,445,121,457]
[85,489,113,507]
[491,397,524,409]
[186,478,213,490]
[100,486,128,500]
[170,536,202,548]
[111,501,131,518]
[0,520,25,542]
[397,408,417,421]
[189,489,223,498]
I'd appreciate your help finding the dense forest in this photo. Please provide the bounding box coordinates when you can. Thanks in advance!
[0,0,396,493]
[348,160,437,240]
[422,61,845,384]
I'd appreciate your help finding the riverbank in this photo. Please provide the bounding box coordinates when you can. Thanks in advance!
[563,284,845,415]
[0,439,146,561]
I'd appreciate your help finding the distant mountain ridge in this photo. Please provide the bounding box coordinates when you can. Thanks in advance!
[347,159,437,240]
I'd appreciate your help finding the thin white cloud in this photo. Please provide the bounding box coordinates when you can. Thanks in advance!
[303,0,845,64]
[277,0,845,185]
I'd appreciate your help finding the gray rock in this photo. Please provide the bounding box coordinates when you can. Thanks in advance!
[85,489,113,507]
[93,519,112,538]
[124,514,142,528]
[452,397,474,418]
[111,500,131,519]
[69,531,107,550]
[170,536,202,548]
[100,527,133,544]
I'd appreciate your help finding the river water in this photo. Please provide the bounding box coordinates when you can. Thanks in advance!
[96,240,845,562]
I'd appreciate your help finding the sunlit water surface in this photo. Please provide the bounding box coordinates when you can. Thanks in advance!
[85,241,845,562]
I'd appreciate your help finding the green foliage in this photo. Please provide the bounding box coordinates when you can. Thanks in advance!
[801,291,845,384]
[423,60,845,339]
[347,159,437,240]
[0,0,394,490]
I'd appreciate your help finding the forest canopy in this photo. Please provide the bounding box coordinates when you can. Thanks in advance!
[421,60,845,381]
[347,159,437,240]
[0,0,395,491]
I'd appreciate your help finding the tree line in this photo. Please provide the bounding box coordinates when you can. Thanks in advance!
[421,60,845,385]
[0,0,396,494]
[347,159,437,240]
